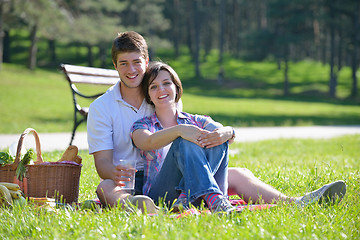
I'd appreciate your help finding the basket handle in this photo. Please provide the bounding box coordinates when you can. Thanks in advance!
[13,128,43,169]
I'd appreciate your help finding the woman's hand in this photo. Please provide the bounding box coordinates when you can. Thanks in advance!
[178,124,210,147]
[197,126,234,148]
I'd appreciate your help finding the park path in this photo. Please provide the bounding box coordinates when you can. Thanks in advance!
[0,125,359,153]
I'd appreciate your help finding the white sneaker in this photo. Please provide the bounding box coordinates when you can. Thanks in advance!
[126,195,160,214]
[296,180,346,207]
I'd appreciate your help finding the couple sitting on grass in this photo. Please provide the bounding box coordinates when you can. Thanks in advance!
[87,31,346,215]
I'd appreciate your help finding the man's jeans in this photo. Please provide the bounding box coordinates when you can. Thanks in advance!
[148,138,229,205]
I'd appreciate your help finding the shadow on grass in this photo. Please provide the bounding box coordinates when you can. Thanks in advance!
[182,77,360,106]
[208,113,360,127]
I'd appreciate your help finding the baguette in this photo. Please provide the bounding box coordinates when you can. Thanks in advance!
[59,145,78,162]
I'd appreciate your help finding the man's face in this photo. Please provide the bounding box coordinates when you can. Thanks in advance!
[114,52,148,89]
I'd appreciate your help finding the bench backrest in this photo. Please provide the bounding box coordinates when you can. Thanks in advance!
[60,64,119,85]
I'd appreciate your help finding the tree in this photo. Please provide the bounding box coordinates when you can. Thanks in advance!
[350,1,360,97]
[338,0,360,98]
[268,0,314,95]
[10,0,72,70]
[65,0,126,67]
[192,0,202,79]
[325,0,341,98]
[120,0,170,60]
[0,0,7,70]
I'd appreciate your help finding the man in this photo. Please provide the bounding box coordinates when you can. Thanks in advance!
[87,31,157,212]
[87,31,346,213]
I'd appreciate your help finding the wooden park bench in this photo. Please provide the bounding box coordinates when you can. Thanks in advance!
[60,64,119,145]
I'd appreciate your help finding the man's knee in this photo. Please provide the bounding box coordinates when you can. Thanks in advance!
[96,179,130,207]
[96,180,113,206]
[228,167,255,180]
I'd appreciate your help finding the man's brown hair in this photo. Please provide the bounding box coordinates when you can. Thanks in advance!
[112,31,149,66]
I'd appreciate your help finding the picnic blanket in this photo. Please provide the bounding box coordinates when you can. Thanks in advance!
[80,198,277,218]
[168,199,277,218]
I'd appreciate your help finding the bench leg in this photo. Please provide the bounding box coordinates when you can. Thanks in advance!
[69,124,77,146]
[70,116,86,146]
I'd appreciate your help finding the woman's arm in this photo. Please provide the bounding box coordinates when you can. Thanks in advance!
[132,124,208,151]
[198,125,235,148]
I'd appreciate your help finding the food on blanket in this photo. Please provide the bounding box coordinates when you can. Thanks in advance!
[0,182,27,207]
[13,196,27,207]
[16,148,34,181]
[29,197,56,207]
[74,155,82,164]
[81,200,98,210]
[59,145,78,162]
[29,197,55,202]
[0,151,14,166]
[0,182,20,191]
[0,184,12,207]
[9,190,22,199]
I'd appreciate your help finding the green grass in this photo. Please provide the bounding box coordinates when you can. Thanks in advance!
[0,135,359,239]
[0,64,109,133]
[0,63,359,134]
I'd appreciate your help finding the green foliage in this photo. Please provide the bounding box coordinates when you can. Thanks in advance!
[16,148,34,181]
[0,135,359,239]
[0,151,14,166]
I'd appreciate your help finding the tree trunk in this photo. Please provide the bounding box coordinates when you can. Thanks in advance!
[99,44,107,68]
[0,1,3,70]
[173,0,180,58]
[351,1,359,97]
[3,30,9,62]
[48,39,56,63]
[28,24,38,70]
[87,45,93,67]
[328,3,337,98]
[234,0,241,58]
[283,58,289,96]
[219,0,225,64]
[192,0,201,79]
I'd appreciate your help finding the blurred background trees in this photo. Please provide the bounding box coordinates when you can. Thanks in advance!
[0,0,359,98]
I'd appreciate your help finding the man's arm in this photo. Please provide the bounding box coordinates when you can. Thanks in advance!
[93,149,132,186]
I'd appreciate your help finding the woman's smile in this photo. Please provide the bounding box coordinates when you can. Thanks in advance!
[149,70,177,107]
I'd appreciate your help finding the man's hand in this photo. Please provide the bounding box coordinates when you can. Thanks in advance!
[93,150,135,187]
[113,164,136,187]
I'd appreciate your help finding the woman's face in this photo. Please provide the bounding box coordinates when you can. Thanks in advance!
[148,70,177,108]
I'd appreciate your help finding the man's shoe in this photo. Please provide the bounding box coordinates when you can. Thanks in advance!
[211,196,238,215]
[296,180,346,207]
[172,197,189,213]
[127,195,160,214]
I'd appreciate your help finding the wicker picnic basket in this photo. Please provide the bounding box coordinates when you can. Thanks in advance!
[0,157,17,183]
[0,128,82,203]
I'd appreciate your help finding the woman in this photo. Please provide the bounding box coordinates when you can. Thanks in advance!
[131,61,237,214]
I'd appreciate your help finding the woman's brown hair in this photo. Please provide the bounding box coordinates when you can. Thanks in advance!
[142,61,183,106]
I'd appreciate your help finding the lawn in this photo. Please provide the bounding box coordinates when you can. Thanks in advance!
[0,135,359,239]
[0,61,359,239]
[0,63,359,134]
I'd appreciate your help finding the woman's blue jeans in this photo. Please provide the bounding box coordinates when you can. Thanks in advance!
[148,138,229,205]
